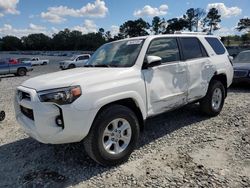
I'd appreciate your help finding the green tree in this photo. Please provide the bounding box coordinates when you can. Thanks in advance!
[194,8,206,32]
[151,16,164,34]
[183,8,196,31]
[1,36,23,51]
[22,33,51,50]
[236,18,250,32]
[52,29,71,50]
[68,30,83,50]
[105,31,112,42]
[241,33,250,45]
[120,18,150,38]
[78,32,106,51]
[164,18,188,34]
[203,8,221,34]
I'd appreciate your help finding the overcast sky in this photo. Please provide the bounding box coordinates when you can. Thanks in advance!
[0,0,249,38]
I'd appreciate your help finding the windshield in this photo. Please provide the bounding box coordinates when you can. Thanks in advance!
[87,39,144,67]
[70,55,78,61]
[234,52,250,63]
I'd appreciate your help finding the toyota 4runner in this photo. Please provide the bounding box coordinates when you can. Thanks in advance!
[15,34,233,166]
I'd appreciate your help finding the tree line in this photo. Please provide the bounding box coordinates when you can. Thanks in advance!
[0,7,249,51]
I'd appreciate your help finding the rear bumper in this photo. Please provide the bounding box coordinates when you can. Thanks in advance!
[14,86,97,144]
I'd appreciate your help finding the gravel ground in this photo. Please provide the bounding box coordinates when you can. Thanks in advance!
[0,59,249,187]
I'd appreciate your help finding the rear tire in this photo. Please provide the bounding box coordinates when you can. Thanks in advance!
[17,68,27,76]
[42,62,47,65]
[200,80,225,116]
[83,105,140,166]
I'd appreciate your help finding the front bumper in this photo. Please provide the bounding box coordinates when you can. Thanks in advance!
[14,86,97,144]
[233,69,250,84]
[233,77,250,84]
[60,65,68,70]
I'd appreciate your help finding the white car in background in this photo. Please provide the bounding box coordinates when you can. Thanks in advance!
[23,57,49,66]
[59,54,91,70]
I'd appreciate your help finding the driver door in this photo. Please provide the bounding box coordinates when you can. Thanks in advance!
[142,37,188,116]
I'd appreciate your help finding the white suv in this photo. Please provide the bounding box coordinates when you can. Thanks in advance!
[59,54,91,70]
[15,34,233,166]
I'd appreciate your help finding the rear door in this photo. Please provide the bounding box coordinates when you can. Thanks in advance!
[179,37,214,102]
[142,37,188,116]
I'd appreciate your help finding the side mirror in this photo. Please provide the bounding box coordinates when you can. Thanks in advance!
[145,55,162,68]
[229,56,234,61]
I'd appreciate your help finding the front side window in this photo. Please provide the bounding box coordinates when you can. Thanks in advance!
[180,37,205,60]
[78,55,89,60]
[146,38,180,63]
[87,39,144,67]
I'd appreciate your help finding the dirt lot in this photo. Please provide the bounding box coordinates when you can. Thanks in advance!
[0,60,249,187]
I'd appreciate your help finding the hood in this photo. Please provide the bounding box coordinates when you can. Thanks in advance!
[233,63,250,70]
[21,67,135,91]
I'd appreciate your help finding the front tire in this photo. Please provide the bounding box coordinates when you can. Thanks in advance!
[200,80,225,116]
[68,64,75,69]
[0,111,5,121]
[83,105,140,166]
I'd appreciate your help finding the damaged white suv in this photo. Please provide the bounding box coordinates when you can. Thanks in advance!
[15,34,233,166]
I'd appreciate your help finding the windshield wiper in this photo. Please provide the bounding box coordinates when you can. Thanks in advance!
[93,64,110,67]
[84,64,118,68]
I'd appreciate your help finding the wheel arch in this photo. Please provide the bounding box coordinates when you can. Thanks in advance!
[210,72,228,97]
[94,98,145,132]
[17,67,27,71]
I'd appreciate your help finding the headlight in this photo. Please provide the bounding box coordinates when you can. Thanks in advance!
[38,86,81,105]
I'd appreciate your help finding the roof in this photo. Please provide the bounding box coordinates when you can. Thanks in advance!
[111,33,219,43]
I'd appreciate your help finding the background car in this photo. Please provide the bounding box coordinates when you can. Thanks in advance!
[59,54,91,70]
[9,58,19,64]
[0,58,33,76]
[23,57,49,66]
[233,50,250,84]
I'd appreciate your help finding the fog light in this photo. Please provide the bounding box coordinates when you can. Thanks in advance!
[55,116,64,128]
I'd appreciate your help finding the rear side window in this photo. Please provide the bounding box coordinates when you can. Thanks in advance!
[147,38,180,63]
[78,55,89,60]
[205,37,226,55]
[180,37,207,60]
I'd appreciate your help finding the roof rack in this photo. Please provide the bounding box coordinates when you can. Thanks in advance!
[174,31,210,35]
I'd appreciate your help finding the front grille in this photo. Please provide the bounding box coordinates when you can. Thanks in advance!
[18,91,31,101]
[234,70,248,78]
[20,106,34,120]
